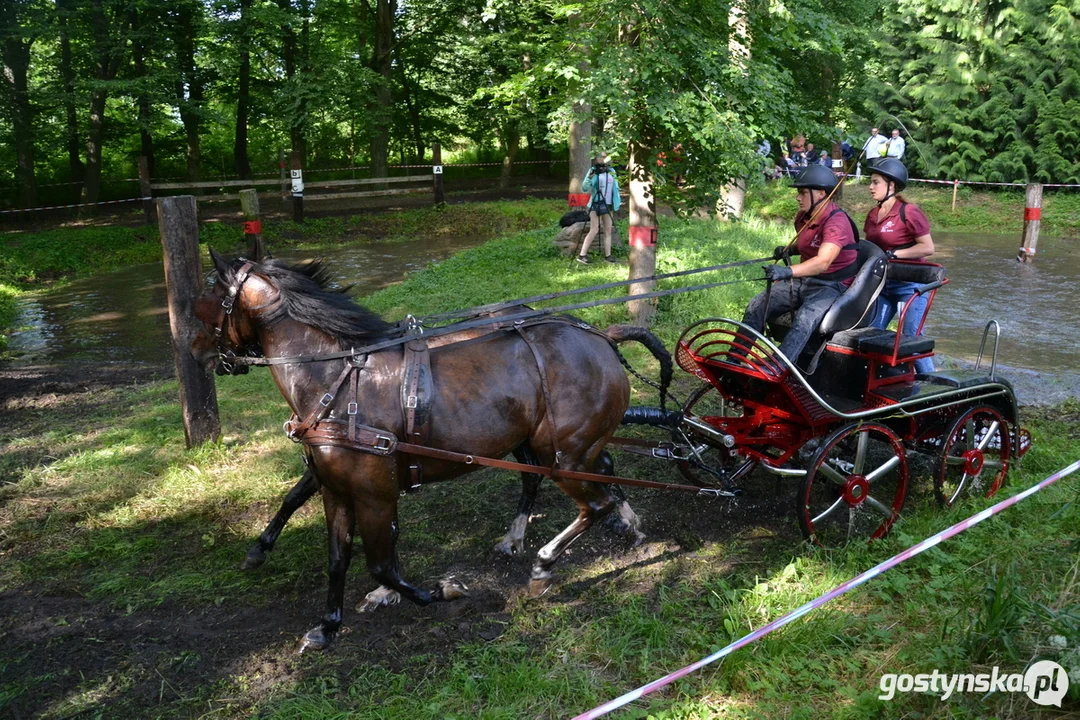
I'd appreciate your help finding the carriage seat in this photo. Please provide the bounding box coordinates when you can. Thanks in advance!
[827,326,936,358]
[769,240,888,340]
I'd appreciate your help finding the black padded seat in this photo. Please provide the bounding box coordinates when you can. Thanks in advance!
[886,261,946,285]
[817,241,888,335]
[916,369,1014,394]
[856,330,935,356]
[826,326,886,350]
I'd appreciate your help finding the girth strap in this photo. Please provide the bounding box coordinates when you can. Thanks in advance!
[400,335,433,493]
[514,324,564,464]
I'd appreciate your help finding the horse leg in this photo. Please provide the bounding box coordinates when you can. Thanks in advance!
[494,444,544,556]
[529,464,620,598]
[242,468,320,570]
[354,495,468,609]
[595,452,646,547]
[298,489,355,653]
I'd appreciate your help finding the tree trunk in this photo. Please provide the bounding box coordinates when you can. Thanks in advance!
[278,0,305,165]
[132,8,154,177]
[1,27,36,208]
[400,66,424,162]
[370,0,395,186]
[82,0,126,205]
[176,2,203,184]
[720,0,751,220]
[567,12,591,195]
[234,0,252,178]
[627,141,657,326]
[499,120,519,189]
[57,0,83,199]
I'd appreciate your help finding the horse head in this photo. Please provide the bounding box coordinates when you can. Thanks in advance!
[191,248,275,375]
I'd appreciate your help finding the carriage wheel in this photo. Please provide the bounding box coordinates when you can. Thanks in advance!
[798,422,909,546]
[934,406,1010,508]
[675,383,748,488]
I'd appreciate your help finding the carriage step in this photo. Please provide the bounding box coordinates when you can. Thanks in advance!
[621,406,683,427]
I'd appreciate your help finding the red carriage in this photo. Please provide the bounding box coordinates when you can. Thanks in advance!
[646,241,1032,545]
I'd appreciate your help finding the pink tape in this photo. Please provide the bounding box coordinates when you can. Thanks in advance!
[573,459,1080,720]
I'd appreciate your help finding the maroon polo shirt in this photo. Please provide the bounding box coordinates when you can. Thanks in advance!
[864,201,931,254]
[794,202,857,279]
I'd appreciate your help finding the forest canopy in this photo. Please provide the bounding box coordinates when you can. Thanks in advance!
[1,0,1079,209]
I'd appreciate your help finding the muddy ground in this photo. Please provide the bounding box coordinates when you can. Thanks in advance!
[0,360,810,719]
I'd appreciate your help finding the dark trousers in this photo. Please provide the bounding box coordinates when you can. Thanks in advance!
[742,277,844,360]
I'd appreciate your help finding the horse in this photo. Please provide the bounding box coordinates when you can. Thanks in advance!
[192,251,672,651]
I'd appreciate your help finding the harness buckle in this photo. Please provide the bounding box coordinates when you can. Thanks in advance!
[222,295,235,314]
[347,402,358,416]
[319,393,334,407]
[406,314,424,335]
[373,435,394,452]
[405,395,418,409]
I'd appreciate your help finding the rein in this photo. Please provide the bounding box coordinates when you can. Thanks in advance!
[215,260,769,368]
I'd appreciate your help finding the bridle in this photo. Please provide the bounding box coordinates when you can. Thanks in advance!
[209,261,259,375]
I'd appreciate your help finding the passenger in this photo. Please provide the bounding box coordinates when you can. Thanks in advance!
[742,165,858,363]
[863,158,936,373]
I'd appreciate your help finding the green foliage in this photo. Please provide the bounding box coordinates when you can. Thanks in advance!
[858,0,1080,182]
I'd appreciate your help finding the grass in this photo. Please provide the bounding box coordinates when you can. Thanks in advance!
[1,208,1078,718]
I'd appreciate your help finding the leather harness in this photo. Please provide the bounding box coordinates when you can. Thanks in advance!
[210,263,729,498]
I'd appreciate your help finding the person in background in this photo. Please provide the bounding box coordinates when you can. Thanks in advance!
[577,154,621,265]
[886,129,906,159]
[863,127,888,163]
[818,151,833,167]
[863,158,936,373]
[742,165,859,363]
[805,142,820,164]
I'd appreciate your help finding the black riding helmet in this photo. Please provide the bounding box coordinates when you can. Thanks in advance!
[869,157,908,191]
[791,164,838,191]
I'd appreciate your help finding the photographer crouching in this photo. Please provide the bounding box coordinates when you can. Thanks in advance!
[577,154,621,265]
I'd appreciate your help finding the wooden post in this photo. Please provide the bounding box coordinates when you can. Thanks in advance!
[156,195,221,447]
[627,141,658,327]
[951,179,959,212]
[279,148,288,208]
[138,156,155,225]
[1018,182,1042,263]
[239,189,265,260]
[290,151,304,223]
[432,142,445,205]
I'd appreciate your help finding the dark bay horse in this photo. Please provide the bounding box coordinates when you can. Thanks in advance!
[193,252,671,651]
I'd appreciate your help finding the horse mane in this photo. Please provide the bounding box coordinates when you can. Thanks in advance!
[227,258,395,346]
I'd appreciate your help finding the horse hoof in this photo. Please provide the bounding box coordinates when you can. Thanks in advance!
[297,626,332,654]
[356,586,401,613]
[493,537,524,556]
[240,547,266,570]
[439,577,469,601]
[528,576,552,598]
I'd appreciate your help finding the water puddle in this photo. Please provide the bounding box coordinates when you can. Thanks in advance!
[7,229,1077,377]
[7,234,487,365]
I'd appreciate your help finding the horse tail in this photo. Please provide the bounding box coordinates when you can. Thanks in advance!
[603,325,673,411]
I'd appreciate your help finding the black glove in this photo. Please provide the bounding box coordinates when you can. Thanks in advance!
[764,264,794,282]
[885,250,897,260]
[772,245,789,261]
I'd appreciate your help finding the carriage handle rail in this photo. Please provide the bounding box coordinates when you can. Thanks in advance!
[975,319,1001,381]
[684,319,1018,423]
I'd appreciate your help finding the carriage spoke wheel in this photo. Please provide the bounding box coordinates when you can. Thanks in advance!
[935,406,1010,508]
[798,422,909,546]
[675,383,749,488]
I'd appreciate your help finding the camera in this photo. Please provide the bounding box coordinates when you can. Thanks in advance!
[592,163,609,174]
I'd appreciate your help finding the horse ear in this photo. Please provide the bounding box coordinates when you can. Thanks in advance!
[209,248,231,279]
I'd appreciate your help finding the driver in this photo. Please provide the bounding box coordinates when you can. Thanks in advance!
[742,164,858,362]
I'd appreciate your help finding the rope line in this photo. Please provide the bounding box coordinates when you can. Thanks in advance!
[573,459,1080,720]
